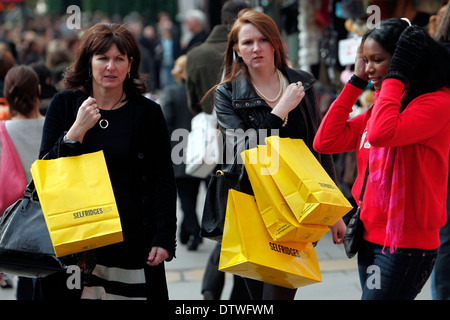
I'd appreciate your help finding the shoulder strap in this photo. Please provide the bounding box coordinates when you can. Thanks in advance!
[0,121,27,213]
[359,162,370,203]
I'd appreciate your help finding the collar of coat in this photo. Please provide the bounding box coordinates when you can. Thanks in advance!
[229,66,316,102]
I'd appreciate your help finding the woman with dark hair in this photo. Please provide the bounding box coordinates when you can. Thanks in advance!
[36,23,177,300]
[314,18,450,300]
[211,9,345,300]
[0,65,44,297]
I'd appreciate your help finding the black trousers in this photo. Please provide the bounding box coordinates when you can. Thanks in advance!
[176,177,202,239]
[201,242,250,300]
[243,278,297,300]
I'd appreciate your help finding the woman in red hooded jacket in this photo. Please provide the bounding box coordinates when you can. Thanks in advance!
[313,18,450,299]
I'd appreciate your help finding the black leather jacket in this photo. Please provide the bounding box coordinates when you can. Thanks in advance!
[214,66,337,185]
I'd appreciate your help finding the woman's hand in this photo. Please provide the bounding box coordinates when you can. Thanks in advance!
[66,96,101,143]
[272,81,305,120]
[354,42,368,81]
[330,218,346,245]
[147,247,169,266]
[385,25,426,85]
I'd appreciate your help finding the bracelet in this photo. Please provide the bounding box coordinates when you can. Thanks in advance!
[63,133,77,144]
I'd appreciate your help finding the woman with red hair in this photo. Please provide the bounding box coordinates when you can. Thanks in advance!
[211,9,345,300]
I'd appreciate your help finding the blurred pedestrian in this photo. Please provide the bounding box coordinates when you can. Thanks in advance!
[186,1,249,115]
[157,23,181,89]
[160,55,203,251]
[0,65,45,298]
[182,9,208,53]
[45,39,72,91]
[0,46,15,120]
[141,25,160,92]
[30,62,58,115]
[186,0,250,301]
[0,46,15,98]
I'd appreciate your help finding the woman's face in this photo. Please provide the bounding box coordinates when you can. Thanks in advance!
[91,43,132,92]
[235,23,275,72]
[362,37,392,91]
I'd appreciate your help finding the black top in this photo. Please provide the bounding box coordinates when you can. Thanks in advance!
[39,90,177,269]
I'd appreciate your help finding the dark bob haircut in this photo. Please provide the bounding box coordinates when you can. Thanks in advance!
[64,23,147,97]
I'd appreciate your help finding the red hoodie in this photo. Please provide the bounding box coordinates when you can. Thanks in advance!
[314,78,450,250]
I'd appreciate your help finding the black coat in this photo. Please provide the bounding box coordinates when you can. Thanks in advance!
[160,81,195,179]
[39,91,177,266]
[214,67,337,183]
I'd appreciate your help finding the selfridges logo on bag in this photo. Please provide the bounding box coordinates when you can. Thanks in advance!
[72,205,113,220]
[171,128,280,174]
[268,242,301,258]
[268,241,314,260]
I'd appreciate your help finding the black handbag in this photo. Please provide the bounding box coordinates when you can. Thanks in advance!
[343,164,369,259]
[200,165,252,242]
[200,170,239,241]
[0,180,72,277]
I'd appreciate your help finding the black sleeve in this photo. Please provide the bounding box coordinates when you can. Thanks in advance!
[39,92,82,160]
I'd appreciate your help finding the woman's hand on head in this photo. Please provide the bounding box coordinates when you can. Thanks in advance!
[354,42,368,81]
[66,96,101,143]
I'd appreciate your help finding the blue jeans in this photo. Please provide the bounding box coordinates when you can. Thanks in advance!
[432,186,450,299]
[358,240,437,300]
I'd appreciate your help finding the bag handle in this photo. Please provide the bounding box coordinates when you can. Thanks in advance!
[23,152,51,200]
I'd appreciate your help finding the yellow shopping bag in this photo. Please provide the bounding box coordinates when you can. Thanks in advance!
[242,146,329,242]
[31,151,123,257]
[265,136,353,226]
[219,189,322,289]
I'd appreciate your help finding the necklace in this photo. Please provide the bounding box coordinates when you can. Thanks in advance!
[98,91,124,129]
[279,77,288,127]
[251,69,284,103]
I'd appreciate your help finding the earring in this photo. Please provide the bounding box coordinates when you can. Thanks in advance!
[127,72,130,80]
[88,70,92,79]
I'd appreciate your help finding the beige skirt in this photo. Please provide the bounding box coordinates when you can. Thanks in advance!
[81,264,147,300]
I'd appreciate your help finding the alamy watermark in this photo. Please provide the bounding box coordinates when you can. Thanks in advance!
[366,5,381,30]
[66,265,81,290]
[66,263,382,291]
[64,5,382,31]
[366,265,381,290]
[66,5,81,30]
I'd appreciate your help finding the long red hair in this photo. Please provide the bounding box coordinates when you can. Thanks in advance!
[224,8,288,82]
[202,9,288,102]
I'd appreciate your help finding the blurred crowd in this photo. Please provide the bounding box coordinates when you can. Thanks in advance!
[0,5,211,118]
